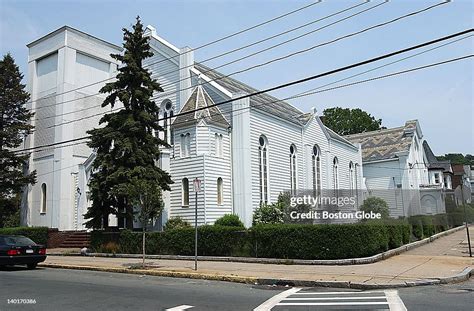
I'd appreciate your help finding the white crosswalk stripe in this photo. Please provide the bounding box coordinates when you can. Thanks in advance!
[254,288,407,310]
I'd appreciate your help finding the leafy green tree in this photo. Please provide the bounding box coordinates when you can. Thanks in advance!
[0,54,36,227]
[127,179,164,268]
[85,17,172,229]
[360,197,390,219]
[214,214,245,228]
[322,107,384,136]
[436,153,474,165]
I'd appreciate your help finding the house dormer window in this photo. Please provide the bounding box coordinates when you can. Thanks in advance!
[290,144,297,195]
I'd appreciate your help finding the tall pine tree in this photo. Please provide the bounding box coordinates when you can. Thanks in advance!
[0,54,36,227]
[85,17,172,229]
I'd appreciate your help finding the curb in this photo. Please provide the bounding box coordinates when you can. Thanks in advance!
[38,263,473,289]
[49,225,466,266]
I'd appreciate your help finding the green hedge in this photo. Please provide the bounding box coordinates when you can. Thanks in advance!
[90,212,458,260]
[250,223,391,260]
[0,227,49,246]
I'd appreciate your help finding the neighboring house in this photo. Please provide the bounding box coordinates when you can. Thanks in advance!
[345,120,445,217]
[22,25,363,230]
[422,141,453,190]
[452,164,472,205]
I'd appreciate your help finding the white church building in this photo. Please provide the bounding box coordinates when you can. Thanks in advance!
[22,25,363,230]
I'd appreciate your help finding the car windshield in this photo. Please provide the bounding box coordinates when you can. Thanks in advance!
[1,236,36,246]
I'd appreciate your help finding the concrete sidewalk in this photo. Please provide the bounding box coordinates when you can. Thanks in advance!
[42,226,473,289]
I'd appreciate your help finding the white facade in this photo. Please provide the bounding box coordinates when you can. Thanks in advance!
[23,25,363,230]
[22,27,121,230]
[347,121,447,217]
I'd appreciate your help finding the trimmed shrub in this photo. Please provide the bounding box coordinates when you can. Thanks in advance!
[214,214,244,228]
[360,197,390,219]
[163,217,191,231]
[0,227,49,246]
[253,203,284,225]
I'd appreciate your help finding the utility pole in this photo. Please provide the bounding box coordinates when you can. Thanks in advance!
[460,179,472,257]
[193,178,202,270]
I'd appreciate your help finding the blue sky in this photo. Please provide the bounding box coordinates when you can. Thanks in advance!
[1,0,473,155]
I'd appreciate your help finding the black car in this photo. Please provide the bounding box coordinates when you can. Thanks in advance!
[0,235,47,269]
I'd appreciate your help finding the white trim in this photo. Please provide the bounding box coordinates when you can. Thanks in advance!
[190,67,233,98]
[253,287,301,311]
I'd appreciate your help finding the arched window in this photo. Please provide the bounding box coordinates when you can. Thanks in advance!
[180,133,191,157]
[161,100,174,145]
[290,144,297,194]
[349,162,355,195]
[40,183,47,214]
[333,157,339,191]
[312,145,321,197]
[258,135,269,204]
[182,178,189,207]
[217,177,223,205]
[215,133,223,157]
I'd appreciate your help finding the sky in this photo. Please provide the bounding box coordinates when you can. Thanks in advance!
[1,0,473,155]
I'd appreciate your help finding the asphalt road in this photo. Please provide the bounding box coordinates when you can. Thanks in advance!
[0,267,472,310]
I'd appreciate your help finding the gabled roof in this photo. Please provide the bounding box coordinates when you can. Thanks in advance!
[422,141,452,172]
[345,120,420,162]
[173,85,230,128]
[193,63,307,125]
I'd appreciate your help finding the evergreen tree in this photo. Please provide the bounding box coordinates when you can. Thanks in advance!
[0,54,36,227]
[85,17,172,229]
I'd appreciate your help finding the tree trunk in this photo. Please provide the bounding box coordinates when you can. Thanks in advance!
[142,225,146,269]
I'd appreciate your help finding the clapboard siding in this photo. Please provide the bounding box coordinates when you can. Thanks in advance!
[203,154,232,224]
[302,117,330,190]
[169,155,205,225]
[145,47,180,112]
[329,140,362,191]
[249,110,303,209]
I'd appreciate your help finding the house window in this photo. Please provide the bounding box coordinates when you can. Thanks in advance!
[180,133,191,157]
[258,135,269,205]
[182,178,189,207]
[215,133,223,157]
[40,183,47,214]
[333,157,339,192]
[434,173,440,184]
[161,100,173,145]
[312,145,321,197]
[349,162,356,195]
[290,144,297,194]
[217,177,223,205]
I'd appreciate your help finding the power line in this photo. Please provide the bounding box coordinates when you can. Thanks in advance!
[154,0,448,98]
[26,28,473,148]
[25,0,322,108]
[33,34,473,132]
[30,0,442,121]
[28,0,371,114]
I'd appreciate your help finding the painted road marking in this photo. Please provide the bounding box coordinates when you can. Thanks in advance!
[255,288,407,310]
[165,305,194,311]
[385,290,408,311]
[253,287,301,311]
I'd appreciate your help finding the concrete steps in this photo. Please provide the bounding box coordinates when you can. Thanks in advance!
[58,232,91,248]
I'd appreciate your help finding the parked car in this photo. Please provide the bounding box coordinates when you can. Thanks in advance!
[0,235,47,269]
